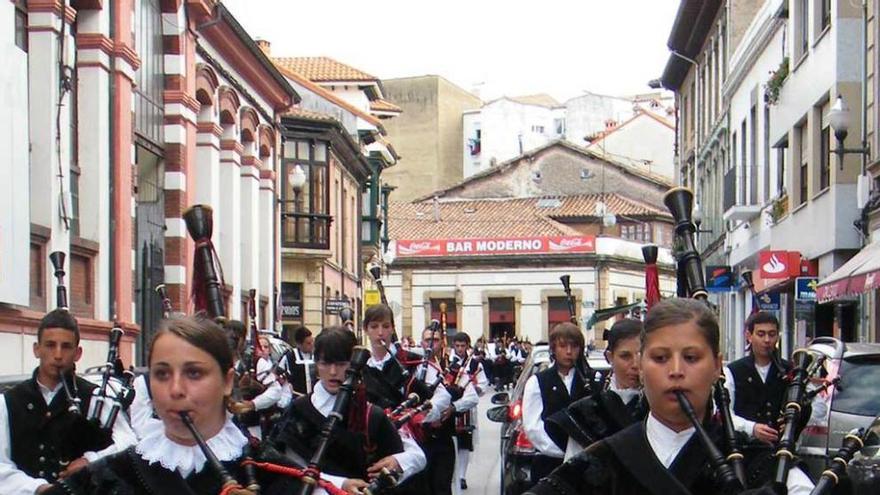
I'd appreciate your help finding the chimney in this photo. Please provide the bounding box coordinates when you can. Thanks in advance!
[432,196,441,222]
[255,39,271,56]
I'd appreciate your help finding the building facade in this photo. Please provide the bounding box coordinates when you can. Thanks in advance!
[382,75,482,202]
[0,0,297,373]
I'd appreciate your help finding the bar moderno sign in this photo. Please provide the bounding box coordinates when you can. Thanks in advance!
[396,236,596,257]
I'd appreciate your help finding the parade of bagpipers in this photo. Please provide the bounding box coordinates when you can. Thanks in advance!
[2,0,880,494]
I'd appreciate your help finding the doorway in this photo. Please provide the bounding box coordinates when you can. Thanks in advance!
[489,297,515,340]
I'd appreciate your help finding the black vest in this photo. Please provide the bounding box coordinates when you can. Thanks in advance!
[269,395,403,479]
[4,370,114,482]
[362,359,408,410]
[728,355,790,426]
[288,349,316,395]
[536,365,588,451]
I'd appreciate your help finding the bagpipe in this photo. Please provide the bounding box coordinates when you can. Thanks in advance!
[559,274,600,394]
[662,188,750,494]
[49,251,84,418]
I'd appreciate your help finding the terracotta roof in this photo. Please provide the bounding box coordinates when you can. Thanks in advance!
[272,60,385,130]
[417,140,672,202]
[272,56,378,82]
[370,99,403,113]
[389,193,669,240]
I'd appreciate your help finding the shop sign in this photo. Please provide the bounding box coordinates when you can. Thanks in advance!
[325,297,350,315]
[795,277,819,302]
[757,292,780,311]
[396,236,595,257]
[364,289,381,307]
[706,266,735,292]
[760,251,798,279]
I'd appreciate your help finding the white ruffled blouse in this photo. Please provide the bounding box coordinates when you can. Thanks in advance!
[135,414,248,478]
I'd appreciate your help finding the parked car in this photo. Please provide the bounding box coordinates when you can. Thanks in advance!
[796,337,880,480]
[487,346,610,495]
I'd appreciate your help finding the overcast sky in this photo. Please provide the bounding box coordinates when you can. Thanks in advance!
[221,0,680,102]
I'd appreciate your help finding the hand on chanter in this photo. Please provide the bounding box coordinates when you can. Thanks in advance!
[367,455,401,478]
[58,456,89,479]
[753,423,779,444]
[342,478,370,495]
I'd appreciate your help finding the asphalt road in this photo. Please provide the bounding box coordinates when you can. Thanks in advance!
[459,390,503,495]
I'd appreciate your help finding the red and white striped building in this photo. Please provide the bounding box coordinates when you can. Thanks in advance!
[0,0,298,372]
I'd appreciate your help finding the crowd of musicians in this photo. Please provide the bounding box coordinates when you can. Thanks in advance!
[0,192,876,495]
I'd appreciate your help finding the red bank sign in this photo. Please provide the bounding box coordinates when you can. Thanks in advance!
[396,236,596,257]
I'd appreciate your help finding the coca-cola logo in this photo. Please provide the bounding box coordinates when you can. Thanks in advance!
[549,237,593,251]
[398,241,442,256]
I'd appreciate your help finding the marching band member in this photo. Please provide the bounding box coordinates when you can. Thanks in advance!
[227,321,283,440]
[723,312,790,444]
[269,326,426,495]
[553,318,646,461]
[522,322,590,486]
[526,299,814,495]
[414,327,457,495]
[0,310,137,495]
[46,315,290,494]
[287,326,316,396]
[448,333,488,492]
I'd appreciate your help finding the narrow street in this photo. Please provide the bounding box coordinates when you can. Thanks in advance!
[464,392,503,495]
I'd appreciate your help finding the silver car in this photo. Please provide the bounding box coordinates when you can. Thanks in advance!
[797,337,880,480]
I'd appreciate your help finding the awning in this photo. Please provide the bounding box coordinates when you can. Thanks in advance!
[816,241,880,303]
[586,302,644,329]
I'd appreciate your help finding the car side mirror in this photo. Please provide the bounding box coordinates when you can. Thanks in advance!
[487,405,509,423]
[491,391,509,405]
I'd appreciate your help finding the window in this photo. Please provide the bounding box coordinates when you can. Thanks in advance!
[749,107,757,205]
[799,0,810,57]
[764,106,771,202]
[798,124,809,205]
[29,243,44,309]
[777,139,788,196]
[70,252,94,319]
[531,125,545,134]
[820,125,831,191]
[621,223,651,243]
[820,0,831,33]
[281,139,331,249]
[134,0,164,145]
[554,119,565,136]
[740,120,747,205]
[14,1,27,51]
[69,58,80,236]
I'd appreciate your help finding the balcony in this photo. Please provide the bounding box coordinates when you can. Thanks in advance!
[281,211,332,250]
[722,167,761,223]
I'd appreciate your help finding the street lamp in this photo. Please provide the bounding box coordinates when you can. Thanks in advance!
[828,95,869,169]
[692,203,713,237]
[288,164,306,241]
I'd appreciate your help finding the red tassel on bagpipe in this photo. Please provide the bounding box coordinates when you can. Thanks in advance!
[242,461,348,495]
[642,244,661,310]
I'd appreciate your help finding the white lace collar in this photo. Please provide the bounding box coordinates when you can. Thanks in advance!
[609,374,640,405]
[135,413,248,478]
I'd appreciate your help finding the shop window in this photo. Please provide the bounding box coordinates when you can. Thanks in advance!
[548,297,571,330]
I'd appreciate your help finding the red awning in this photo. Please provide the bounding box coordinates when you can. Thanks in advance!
[816,241,880,303]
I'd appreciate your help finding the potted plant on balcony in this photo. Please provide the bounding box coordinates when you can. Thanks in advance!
[764,57,789,105]
[769,192,789,223]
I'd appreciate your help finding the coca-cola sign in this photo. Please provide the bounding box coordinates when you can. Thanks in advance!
[396,236,595,257]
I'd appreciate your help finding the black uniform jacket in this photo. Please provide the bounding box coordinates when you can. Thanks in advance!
[47,446,294,495]
[525,420,785,495]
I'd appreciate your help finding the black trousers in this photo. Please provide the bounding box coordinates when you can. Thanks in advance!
[422,435,455,495]
[530,454,563,487]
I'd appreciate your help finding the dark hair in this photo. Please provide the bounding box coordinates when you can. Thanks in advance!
[149,315,233,373]
[607,318,642,352]
[38,309,80,344]
[224,320,246,341]
[453,332,471,346]
[293,325,312,345]
[642,298,719,355]
[314,326,357,363]
[549,322,584,350]
[363,304,393,327]
[745,311,779,333]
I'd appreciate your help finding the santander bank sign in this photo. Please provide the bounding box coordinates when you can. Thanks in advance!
[396,236,596,257]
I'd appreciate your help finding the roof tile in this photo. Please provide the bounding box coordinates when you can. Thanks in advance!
[272,56,378,82]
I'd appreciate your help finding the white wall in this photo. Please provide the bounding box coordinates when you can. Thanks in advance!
[565,93,638,144]
[0,3,30,306]
[478,99,560,168]
[462,111,481,178]
[588,114,675,179]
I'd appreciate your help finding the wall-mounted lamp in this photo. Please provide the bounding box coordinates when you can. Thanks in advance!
[828,95,869,169]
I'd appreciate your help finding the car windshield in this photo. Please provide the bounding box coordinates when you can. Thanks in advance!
[832,355,880,416]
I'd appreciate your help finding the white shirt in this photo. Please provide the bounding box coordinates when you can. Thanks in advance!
[309,381,426,484]
[644,413,814,494]
[0,377,138,495]
[251,357,283,411]
[136,414,247,478]
[523,367,575,458]
[411,362,454,424]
